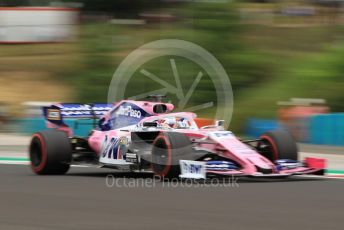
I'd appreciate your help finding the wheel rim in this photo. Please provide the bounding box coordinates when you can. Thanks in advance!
[152,136,171,176]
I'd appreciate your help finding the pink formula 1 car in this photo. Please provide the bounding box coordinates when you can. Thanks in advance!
[29,96,325,178]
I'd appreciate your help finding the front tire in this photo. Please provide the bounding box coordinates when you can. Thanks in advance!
[151,132,194,178]
[259,130,298,161]
[29,130,72,175]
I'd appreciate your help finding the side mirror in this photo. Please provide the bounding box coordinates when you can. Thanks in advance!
[153,104,167,113]
[215,120,225,128]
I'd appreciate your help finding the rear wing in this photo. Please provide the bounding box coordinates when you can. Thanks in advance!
[43,103,112,126]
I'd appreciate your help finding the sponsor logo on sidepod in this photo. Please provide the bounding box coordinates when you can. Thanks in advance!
[101,135,127,160]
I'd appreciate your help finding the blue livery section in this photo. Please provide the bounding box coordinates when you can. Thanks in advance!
[275,159,302,171]
[101,136,127,160]
[99,102,150,130]
[206,161,239,171]
[101,136,120,159]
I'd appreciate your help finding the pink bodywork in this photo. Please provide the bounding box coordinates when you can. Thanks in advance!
[83,100,325,176]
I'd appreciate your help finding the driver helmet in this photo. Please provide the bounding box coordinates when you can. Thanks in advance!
[176,117,189,128]
[161,117,176,128]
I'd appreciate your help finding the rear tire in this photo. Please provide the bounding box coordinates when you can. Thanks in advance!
[151,132,194,178]
[259,130,298,161]
[29,130,72,175]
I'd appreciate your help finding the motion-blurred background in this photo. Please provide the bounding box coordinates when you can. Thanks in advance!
[1,0,344,146]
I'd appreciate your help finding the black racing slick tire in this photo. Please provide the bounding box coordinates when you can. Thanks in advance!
[259,130,298,161]
[29,130,72,175]
[151,132,194,178]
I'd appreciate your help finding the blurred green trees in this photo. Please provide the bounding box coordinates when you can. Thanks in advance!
[72,2,271,109]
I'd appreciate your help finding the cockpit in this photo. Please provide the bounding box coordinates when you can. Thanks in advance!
[142,114,198,130]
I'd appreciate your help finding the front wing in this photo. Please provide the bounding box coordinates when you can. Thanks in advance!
[179,158,326,179]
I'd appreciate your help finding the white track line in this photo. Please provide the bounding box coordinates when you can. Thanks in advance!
[0,161,29,165]
[0,161,91,168]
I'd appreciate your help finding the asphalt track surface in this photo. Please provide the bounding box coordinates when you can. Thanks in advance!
[0,164,343,230]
